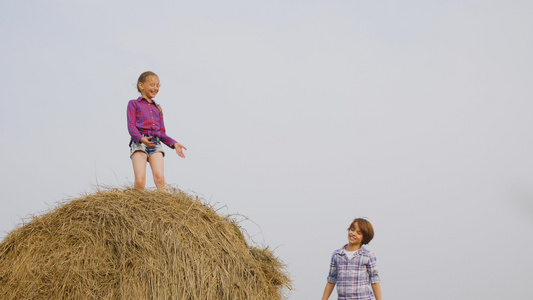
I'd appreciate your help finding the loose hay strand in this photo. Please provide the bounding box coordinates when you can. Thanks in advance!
[0,188,291,299]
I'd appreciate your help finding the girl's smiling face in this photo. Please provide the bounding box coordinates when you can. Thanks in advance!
[347,222,364,249]
[138,75,160,101]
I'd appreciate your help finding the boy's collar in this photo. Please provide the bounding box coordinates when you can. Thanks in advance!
[339,244,365,255]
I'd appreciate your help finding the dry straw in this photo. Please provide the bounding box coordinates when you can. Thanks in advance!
[0,188,291,299]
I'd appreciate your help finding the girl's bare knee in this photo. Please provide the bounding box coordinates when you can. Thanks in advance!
[134,178,146,189]
[153,174,165,187]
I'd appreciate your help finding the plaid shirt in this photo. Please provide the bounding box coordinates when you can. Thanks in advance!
[127,97,178,148]
[327,245,380,300]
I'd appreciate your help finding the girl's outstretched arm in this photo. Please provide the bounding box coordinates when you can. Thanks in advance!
[372,282,382,300]
[321,282,335,300]
[174,142,187,158]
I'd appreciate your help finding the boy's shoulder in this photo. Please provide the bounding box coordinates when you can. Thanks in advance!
[333,245,347,254]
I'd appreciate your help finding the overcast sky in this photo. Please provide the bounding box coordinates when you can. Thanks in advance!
[1,0,533,299]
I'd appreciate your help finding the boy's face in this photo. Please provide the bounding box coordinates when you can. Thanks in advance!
[347,222,363,248]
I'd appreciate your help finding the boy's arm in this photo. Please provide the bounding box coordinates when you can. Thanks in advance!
[372,282,382,300]
[321,282,335,300]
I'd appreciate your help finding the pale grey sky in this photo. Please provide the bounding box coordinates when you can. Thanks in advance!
[1,0,533,299]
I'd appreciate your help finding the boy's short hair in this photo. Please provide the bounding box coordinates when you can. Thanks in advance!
[348,218,374,245]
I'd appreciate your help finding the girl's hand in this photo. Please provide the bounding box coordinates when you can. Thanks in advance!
[140,136,155,147]
[174,143,187,158]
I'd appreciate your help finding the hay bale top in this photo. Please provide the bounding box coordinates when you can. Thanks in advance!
[0,188,291,299]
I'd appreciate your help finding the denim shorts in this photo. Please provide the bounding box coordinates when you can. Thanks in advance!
[130,136,165,160]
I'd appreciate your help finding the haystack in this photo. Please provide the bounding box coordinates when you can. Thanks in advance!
[0,188,291,299]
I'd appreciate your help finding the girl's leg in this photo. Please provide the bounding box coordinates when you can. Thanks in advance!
[148,152,167,192]
[131,151,148,189]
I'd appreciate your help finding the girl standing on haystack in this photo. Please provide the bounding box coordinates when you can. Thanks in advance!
[127,71,187,192]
